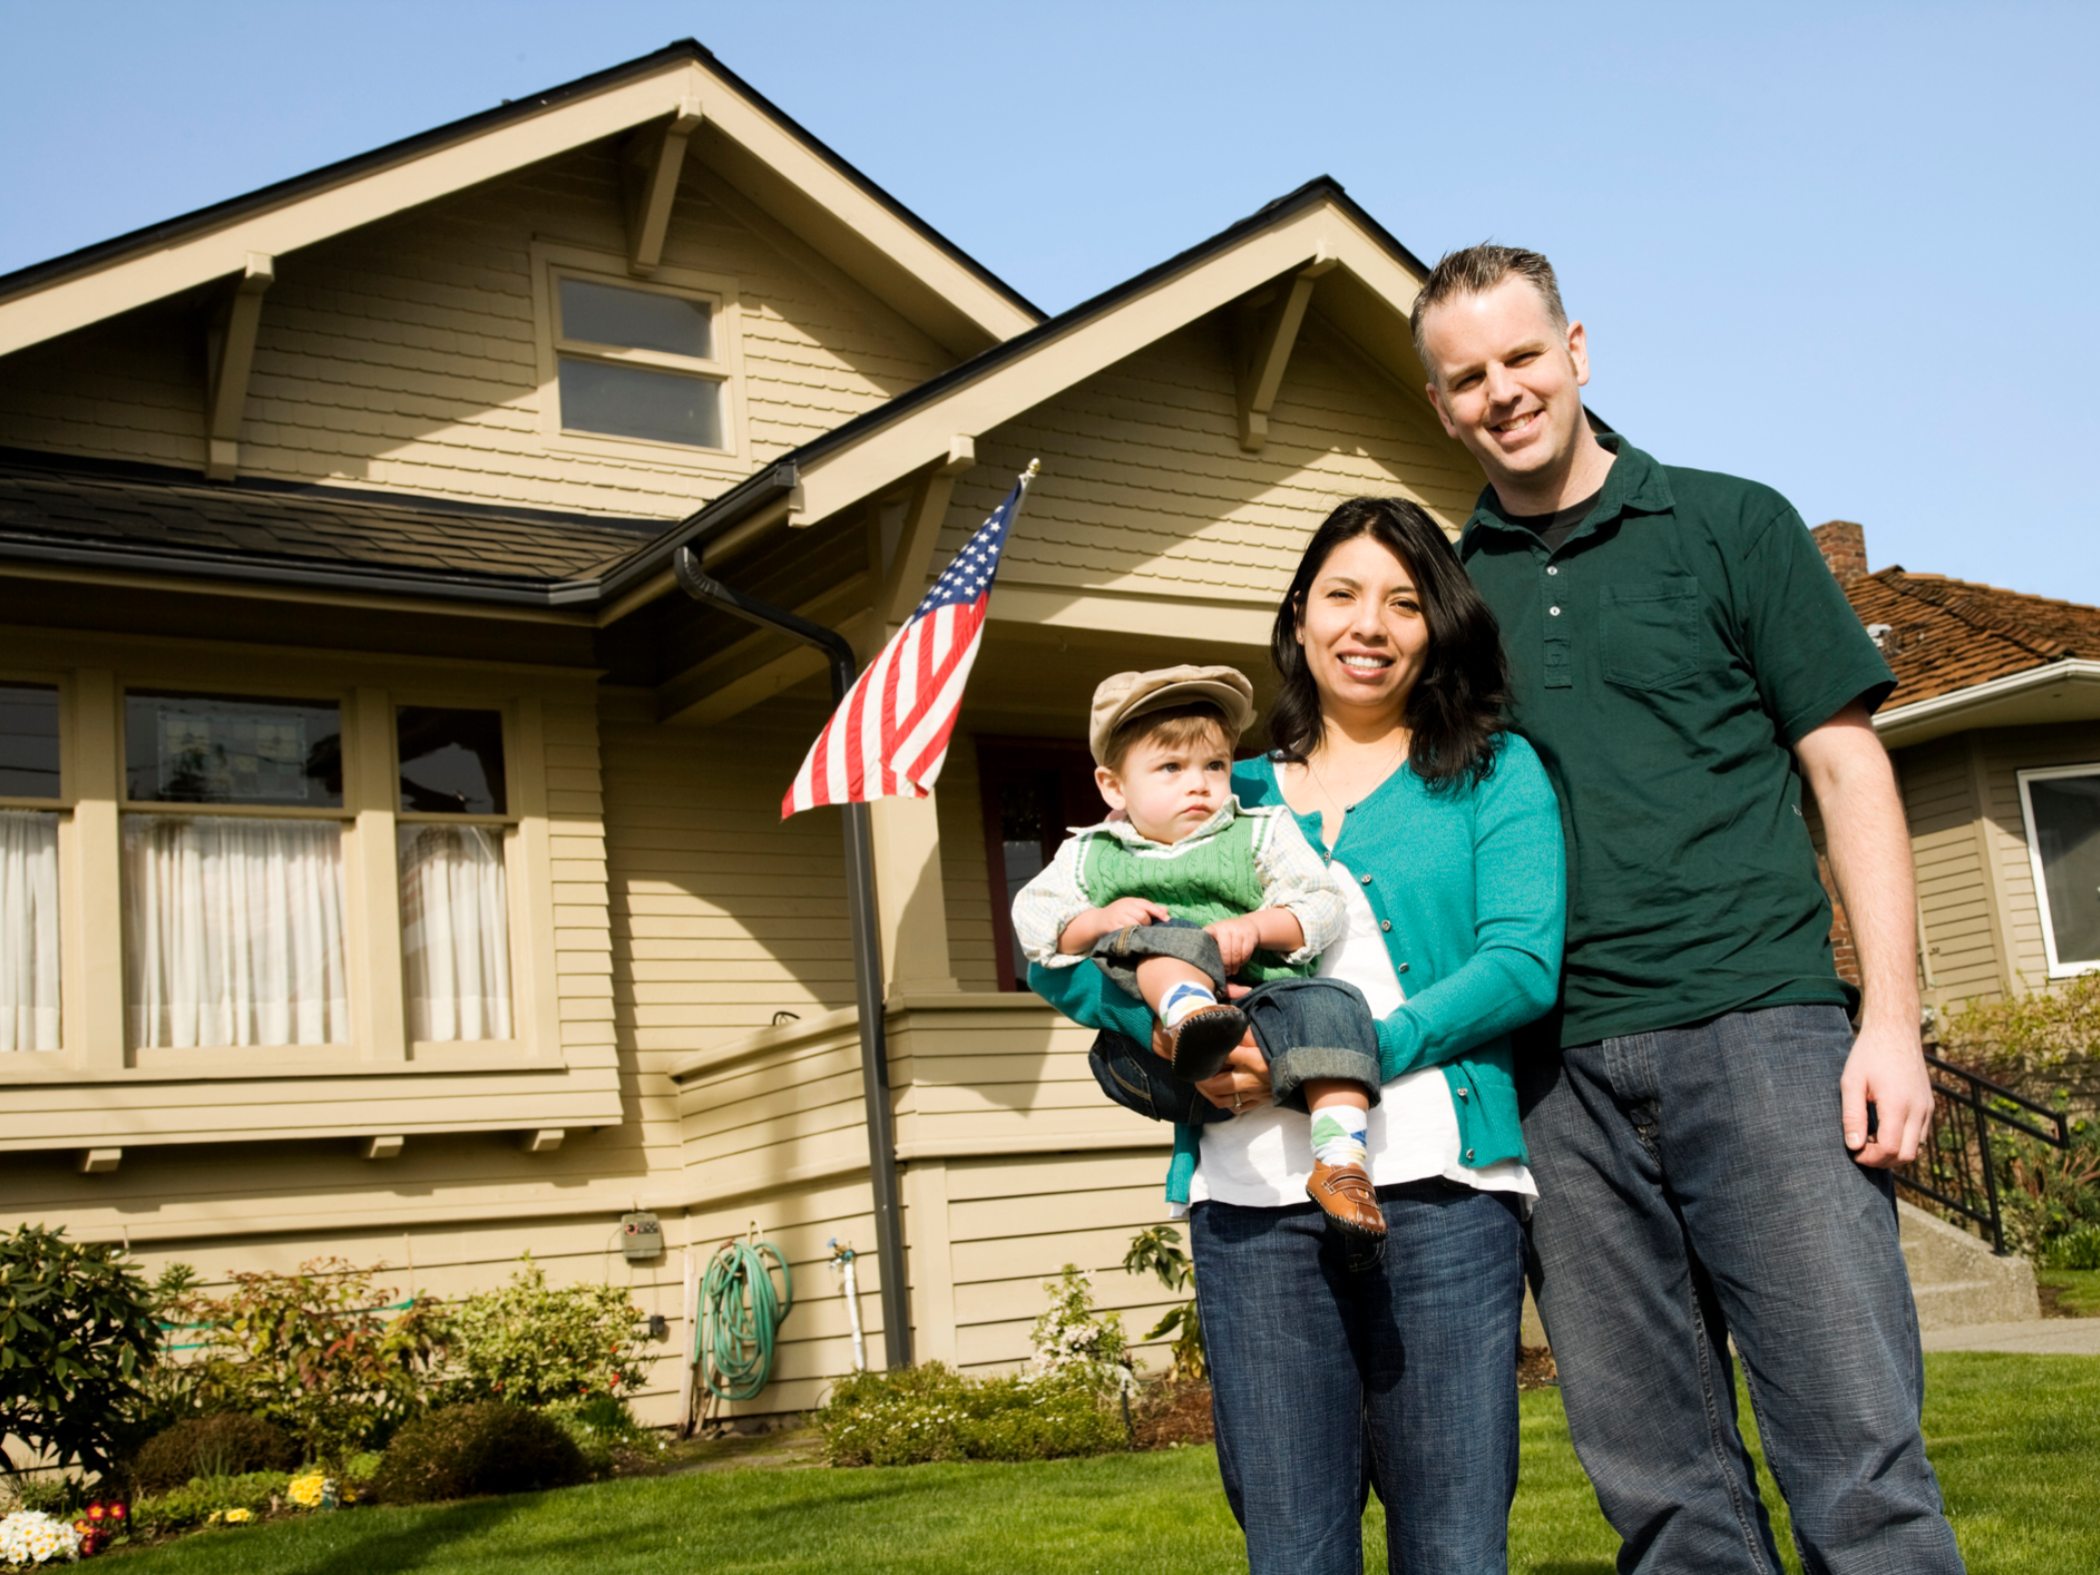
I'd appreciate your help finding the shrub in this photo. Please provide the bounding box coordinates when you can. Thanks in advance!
[541,1393,659,1477]
[1026,1266,1133,1395]
[131,1413,299,1494]
[1996,1117,2100,1266]
[159,1259,446,1464]
[367,1402,586,1504]
[816,1363,1125,1468]
[0,1224,161,1480]
[1936,973,2100,1101]
[1124,1225,1205,1381]
[445,1256,647,1409]
[129,1470,288,1536]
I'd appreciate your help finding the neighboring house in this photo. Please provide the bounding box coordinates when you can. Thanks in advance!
[0,41,1489,1422]
[1812,522,2100,1010]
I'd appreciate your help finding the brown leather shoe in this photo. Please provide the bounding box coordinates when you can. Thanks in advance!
[1151,1002,1247,1082]
[1306,1161,1387,1241]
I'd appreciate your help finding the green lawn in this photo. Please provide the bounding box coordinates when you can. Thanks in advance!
[112,1354,2100,1574]
[2039,1268,2100,1317]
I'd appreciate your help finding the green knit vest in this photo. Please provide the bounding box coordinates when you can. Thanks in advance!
[1078,814,1313,982]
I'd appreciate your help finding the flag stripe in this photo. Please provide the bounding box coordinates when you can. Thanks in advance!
[782,479,1026,818]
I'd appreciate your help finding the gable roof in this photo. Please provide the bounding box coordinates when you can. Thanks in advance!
[0,176,1466,617]
[0,40,1038,360]
[659,176,1444,541]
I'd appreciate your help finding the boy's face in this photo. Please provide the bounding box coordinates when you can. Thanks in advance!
[1096,725,1233,845]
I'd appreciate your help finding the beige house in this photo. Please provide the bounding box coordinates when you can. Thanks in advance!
[1810,524,2100,1013]
[0,40,1497,1424]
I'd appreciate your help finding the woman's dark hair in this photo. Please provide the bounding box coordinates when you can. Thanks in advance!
[1266,497,1509,788]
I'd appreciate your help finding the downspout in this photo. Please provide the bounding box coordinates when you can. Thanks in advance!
[671,544,913,1372]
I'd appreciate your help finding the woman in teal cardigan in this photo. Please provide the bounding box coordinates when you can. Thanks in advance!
[1033,498,1564,1574]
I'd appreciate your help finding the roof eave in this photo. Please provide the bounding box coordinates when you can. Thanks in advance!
[1875,659,2100,748]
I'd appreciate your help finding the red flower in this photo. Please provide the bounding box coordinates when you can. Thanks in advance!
[110,1504,128,1520]
[87,1504,107,1520]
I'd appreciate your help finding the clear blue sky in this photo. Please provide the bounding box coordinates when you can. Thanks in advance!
[4,1,2094,602]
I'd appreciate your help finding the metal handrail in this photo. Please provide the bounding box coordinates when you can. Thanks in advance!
[1895,1051,2071,1254]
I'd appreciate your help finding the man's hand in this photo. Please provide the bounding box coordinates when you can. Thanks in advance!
[1056,897,1170,956]
[1205,915,1263,973]
[1841,1021,1934,1167]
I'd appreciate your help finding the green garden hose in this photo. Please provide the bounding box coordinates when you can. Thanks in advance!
[699,1237,793,1401]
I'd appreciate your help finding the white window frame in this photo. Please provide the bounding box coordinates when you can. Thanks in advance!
[530,241,747,473]
[2016,761,2100,979]
[0,662,558,1084]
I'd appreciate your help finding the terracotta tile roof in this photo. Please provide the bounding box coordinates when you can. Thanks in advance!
[1841,567,2100,706]
[0,451,663,591]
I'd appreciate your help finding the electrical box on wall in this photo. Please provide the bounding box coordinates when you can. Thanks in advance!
[621,1211,663,1262]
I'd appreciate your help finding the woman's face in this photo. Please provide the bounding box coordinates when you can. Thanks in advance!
[1294,532,1430,725]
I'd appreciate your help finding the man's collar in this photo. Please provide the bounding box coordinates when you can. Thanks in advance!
[1459,432,1674,551]
[1075,796,1242,847]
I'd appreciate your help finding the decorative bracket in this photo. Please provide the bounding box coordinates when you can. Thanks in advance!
[362,1135,405,1161]
[624,93,705,275]
[78,1147,122,1174]
[1234,246,1338,453]
[878,437,977,625]
[205,252,275,481]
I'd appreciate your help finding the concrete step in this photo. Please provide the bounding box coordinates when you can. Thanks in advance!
[1898,1202,2039,1329]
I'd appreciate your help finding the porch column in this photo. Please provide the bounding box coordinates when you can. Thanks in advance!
[870,795,960,995]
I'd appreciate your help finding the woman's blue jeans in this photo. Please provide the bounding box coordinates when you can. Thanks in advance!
[1192,1179,1526,1575]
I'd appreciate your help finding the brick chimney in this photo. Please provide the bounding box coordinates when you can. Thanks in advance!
[1812,520,1868,582]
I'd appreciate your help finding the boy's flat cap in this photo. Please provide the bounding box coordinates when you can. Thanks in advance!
[1089,665,1255,765]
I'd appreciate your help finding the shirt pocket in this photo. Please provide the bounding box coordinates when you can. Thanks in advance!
[1602,576,1701,691]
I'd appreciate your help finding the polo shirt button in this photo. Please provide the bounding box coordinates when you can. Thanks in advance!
[1546,565,1559,576]
[1360,873,1372,885]
[1549,605,1562,616]
[1379,920,1391,933]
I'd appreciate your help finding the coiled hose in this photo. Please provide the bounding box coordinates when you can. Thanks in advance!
[699,1237,794,1401]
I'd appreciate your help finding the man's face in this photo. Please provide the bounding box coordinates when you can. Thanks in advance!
[1419,276,1591,497]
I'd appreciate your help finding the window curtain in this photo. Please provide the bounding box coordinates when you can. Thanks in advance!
[0,810,60,1052]
[399,825,513,1041]
[124,815,349,1048]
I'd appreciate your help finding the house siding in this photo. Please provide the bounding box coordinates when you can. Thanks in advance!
[0,144,952,517]
[937,321,1476,608]
[1977,722,2100,990]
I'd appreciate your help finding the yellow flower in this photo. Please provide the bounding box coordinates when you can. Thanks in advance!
[289,1471,328,1509]
[224,1508,253,1525]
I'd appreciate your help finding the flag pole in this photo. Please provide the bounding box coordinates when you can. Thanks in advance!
[672,548,914,1370]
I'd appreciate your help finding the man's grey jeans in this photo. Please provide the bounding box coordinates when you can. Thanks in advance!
[1518,1004,1964,1574]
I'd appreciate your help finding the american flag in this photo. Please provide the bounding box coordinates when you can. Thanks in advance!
[782,467,1034,818]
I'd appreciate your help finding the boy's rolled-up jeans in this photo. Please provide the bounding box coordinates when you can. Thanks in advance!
[1085,918,1379,1123]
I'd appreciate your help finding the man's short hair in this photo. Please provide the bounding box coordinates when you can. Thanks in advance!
[1409,243,1569,381]
[1101,703,1238,775]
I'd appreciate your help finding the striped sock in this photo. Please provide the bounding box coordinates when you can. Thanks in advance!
[1310,1106,1369,1169]
[1159,980,1218,1028]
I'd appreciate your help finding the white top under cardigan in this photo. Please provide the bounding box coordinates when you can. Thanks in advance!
[1185,856,1537,1211]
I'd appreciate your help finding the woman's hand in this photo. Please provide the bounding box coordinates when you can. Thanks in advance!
[1196,1041,1271,1115]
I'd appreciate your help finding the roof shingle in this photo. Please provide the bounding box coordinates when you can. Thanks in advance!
[1842,567,2100,706]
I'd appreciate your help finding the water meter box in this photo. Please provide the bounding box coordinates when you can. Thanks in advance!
[620,1211,663,1262]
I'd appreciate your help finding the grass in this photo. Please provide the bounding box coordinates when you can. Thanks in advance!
[111,1354,2100,1574]
[2038,1267,2100,1317]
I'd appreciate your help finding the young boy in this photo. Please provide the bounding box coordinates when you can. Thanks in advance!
[1011,665,1386,1240]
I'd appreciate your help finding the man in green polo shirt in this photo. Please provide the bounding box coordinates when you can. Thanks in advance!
[1412,244,1963,1574]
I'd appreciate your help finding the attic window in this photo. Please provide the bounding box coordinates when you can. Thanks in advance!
[553,274,727,450]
